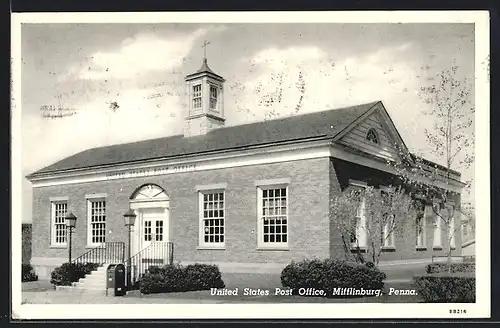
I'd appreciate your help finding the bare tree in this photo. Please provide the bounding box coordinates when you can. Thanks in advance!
[391,65,474,269]
[330,189,361,263]
[331,186,417,266]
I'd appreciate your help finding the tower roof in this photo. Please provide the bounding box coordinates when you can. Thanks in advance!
[185,58,225,82]
[197,58,214,74]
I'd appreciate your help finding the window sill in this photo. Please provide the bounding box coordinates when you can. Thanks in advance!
[381,247,396,252]
[432,246,443,251]
[416,247,428,251]
[197,246,226,250]
[49,245,67,249]
[256,247,290,251]
[350,247,367,253]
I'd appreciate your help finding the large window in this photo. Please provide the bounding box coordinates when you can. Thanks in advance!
[257,186,288,248]
[432,204,442,249]
[51,202,67,246]
[380,190,395,249]
[209,85,218,110]
[192,84,202,109]
[87,199,106,246]
[447,205,456,249]
[381,215,395,248]
[348,182,367,249]
[416,204,428,249]
[199,191,225,247]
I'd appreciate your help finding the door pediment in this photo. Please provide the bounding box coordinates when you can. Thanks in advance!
[131,184,169,200]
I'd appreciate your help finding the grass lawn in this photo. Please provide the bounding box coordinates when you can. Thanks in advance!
[22,279,54,292]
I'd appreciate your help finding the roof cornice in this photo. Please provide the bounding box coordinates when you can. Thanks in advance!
[27,135,332,182]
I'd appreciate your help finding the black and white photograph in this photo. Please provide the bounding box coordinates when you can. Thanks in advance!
[11,11,490,319]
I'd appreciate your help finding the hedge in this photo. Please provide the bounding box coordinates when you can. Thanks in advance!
[50,262,100,286]
[280,259,386,298]
[426,262,475,274]
[463,256,475,263]
[139,263,225,294]
[414,276,475,302]
[22,264,38,282]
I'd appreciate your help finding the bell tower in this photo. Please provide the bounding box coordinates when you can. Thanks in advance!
[183,42,225,137]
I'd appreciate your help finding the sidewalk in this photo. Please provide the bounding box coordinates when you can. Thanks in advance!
[21,276,422,304]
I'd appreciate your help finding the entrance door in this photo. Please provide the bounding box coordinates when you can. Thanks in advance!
[141,209,165,248]
[139,208,168,269]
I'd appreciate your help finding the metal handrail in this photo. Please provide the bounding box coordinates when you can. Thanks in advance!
[72,241,125,266]
[124,241,174,289]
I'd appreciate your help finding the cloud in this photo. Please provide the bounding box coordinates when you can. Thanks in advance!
[230,43,419,123]
[66,28,208,81]
[246,46,328,70]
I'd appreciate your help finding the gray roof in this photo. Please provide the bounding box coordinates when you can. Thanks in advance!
[27,101,380,178]
[185,58,225,81]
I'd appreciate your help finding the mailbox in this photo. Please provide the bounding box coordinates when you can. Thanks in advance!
[106,263,126,296]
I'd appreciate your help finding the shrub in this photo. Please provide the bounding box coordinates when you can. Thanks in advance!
[463,256,476,263]
[414,276,475,302]
[50,262,100,286]
[365,261,375,269]
[426,262,475,274]
[139,263,225,295]
[22,264,38,282]
[280,259,386,298]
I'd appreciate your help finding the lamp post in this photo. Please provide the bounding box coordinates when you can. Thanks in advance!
[65,212,77,263]
[123,209,137,288]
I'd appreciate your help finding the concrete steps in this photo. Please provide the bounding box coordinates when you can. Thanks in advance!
[55,264,110,296]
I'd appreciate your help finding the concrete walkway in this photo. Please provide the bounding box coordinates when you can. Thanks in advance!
[21,277,422,304]
[20,262,429,305]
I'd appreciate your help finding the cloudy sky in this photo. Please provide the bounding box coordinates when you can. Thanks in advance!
[20,23,475,222]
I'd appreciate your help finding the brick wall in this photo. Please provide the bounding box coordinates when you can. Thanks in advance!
[329,157,462,263]
[22,223,32,264]
[30,154,463,276]
[328,159,347,260]
[31,158,331,271]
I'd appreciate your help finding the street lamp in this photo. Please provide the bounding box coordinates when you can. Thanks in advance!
[123,209,137,288]
[65,212,77,263]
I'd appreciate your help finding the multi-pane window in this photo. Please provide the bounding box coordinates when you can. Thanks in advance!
[209,85,218,110]
[200,192,225,246]
[193,85,202,109]
[259,187,288,246]
[155,221,164,241]
[144,221,152,241]
[51,202,67,245]
[88,200,106,245]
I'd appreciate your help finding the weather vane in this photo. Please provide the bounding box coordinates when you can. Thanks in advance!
[202,40,211,60]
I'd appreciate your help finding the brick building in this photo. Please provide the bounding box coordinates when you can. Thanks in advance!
[27,59,464,278]
[22,223,32,265]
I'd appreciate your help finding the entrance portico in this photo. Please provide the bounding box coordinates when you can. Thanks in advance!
[129,184,170,257]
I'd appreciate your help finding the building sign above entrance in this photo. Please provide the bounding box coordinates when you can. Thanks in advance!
[105,164,197,180]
